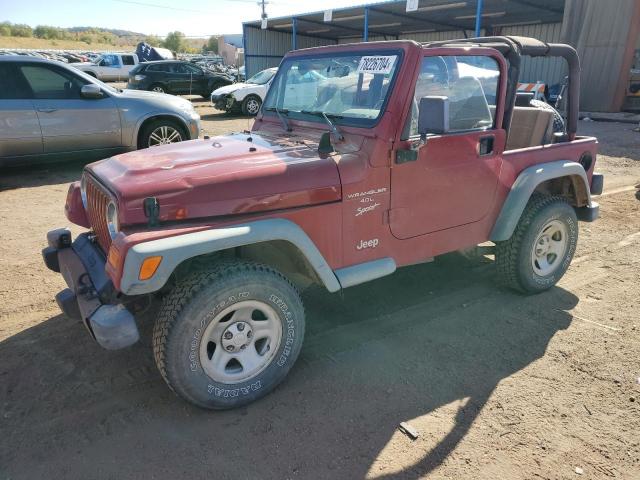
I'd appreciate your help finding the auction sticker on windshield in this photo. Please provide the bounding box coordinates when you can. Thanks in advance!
[357,55,397,75]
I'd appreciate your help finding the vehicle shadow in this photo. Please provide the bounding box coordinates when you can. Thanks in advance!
[199,110,252,122]
[0,256,577,479]
[0,159,88,191]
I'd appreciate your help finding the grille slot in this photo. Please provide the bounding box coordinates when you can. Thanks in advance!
[84,175,113,252]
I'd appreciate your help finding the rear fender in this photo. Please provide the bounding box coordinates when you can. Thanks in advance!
[490,160,595,242]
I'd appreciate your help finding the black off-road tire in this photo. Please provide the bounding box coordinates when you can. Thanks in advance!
[241,95,262,116]
[152,260,305,409]
[495,195,578,294]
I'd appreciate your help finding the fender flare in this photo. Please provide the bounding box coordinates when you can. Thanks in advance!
[490,160,593,242]
[119,219,342,295]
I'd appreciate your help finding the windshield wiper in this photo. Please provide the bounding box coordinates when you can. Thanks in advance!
[300,110,344,141]
[265,106,291,132]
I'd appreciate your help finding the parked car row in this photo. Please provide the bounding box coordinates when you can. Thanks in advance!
[0,56,201,167]
[0,48,93,63]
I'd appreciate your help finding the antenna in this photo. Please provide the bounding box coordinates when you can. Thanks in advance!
[258,0,269,20]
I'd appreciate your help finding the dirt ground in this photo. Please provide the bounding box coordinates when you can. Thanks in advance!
[1,104,639,479]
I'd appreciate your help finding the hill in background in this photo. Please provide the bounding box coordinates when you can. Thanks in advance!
[0,21,212,53]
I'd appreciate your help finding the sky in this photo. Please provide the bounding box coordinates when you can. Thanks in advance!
[1,0,378,36]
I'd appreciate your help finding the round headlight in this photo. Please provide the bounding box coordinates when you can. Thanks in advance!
[80,175,88,210]
[106,201,119,239]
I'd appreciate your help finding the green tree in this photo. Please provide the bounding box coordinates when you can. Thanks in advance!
[144,34,161,47]
[34,25,70,40]
[0,22,11,36]
[203,35,219,54]
[10,23,32,37]
[163,31,185,52]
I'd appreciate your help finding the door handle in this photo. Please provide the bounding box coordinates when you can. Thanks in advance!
[37,108,58,113]
[478,135,495,156]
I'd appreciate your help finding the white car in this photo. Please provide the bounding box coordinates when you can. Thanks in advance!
[210,67,277,115]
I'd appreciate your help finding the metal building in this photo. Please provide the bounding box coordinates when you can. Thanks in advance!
[243,0,640,112]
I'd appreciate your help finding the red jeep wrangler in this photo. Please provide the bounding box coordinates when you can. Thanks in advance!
[44,36,603,409]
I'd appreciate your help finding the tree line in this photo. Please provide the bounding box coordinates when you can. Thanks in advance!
[0,21,218,53]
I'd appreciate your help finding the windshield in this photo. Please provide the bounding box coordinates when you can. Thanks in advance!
[263,51,402,127]
[247,68,275,85]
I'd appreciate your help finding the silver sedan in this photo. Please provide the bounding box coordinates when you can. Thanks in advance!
[0,56,201,167]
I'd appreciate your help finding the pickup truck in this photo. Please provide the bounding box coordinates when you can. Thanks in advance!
[43,36,603,410]
[73,53,139,82]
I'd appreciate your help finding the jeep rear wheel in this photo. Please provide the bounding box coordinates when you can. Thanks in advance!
[152,261,305,409]
[495,195,578,293]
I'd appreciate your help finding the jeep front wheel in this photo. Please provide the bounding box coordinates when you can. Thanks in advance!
[152,261,305,409]
[495,195,578,293]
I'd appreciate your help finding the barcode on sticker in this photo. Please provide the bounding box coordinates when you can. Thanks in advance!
[357,55,397,75]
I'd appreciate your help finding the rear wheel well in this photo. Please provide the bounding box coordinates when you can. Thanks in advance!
[533,175,589,207]
[169,240,323,293]
[137,115,189,147]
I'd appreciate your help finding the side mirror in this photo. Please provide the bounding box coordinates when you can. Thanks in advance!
[80,84,104,99]
[418,96,449,138]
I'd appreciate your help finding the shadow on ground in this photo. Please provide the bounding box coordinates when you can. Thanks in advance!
[0,255,577,479]
[0,159,88,191]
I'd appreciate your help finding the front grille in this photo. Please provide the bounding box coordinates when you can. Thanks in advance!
[84,175,113,252]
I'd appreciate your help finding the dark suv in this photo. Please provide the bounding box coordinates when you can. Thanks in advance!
[127,60,233,98]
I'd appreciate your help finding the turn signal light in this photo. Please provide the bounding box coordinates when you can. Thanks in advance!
[139,256,162,281]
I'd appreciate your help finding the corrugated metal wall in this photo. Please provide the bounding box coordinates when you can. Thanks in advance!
[246,22,567,86]
[400,30,471,42]
[244,26,336,76]
[500,22,566,86]
[562,0,640,111]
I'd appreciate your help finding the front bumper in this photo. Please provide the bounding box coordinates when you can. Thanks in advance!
[43,229,139,350]
[210,94,234,111]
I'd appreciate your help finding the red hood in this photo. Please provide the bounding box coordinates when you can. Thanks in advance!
[88,133,342,226]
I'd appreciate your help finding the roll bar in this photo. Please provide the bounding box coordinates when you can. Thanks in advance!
[424,36,580,140]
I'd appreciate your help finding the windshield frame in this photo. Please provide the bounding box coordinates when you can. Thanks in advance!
[262,49,404,129]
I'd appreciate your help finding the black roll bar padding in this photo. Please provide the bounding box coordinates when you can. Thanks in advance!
[423,36,580,139]
[546,43,580,139]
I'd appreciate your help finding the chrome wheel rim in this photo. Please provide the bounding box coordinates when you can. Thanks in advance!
[148,125,182,147]
[531,219,568,276]
[246,98,260,114]
[152,86,164,93]
[199,300,282,384]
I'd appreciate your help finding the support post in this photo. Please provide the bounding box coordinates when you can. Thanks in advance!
[364,7,369,42]
[292,18,297,50]
[475,0,483,37]
[242,23,248,78]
